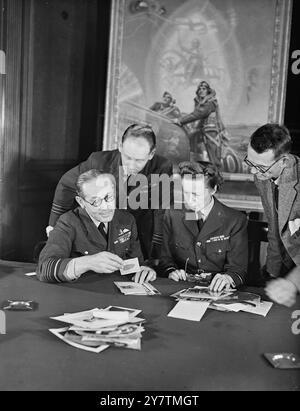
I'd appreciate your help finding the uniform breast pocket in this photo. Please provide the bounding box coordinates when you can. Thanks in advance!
[206,240,230,256]
[174,241,191,251]
[114,242,130,258]
[72,248,94,257]
[173,241,192,259]
[71,249,85,257]
[72,242,106,257]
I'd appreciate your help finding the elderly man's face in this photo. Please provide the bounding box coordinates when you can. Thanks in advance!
[119,136,155,176]
[182,175,213,212]
[77,175,116,223]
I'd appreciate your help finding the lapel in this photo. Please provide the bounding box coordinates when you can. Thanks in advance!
[278,156,299,232]
[181,209,198,238]
[181,198,224,239]
[255,177,274,218]
[265,181,275,217]
[77,207,108,249]
[198,198,225,239]
[78,208,126,251]
[278,182,298,232]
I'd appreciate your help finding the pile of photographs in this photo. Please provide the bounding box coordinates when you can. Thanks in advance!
[114,281,160,295]
[49,306,145,353]
[171,286,273,317]
[186,272,213,286]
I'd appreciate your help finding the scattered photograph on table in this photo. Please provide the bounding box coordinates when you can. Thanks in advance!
[105,305,142,318]
[49,327,109,353]
[51,308,129,330]
[180,286,234,300]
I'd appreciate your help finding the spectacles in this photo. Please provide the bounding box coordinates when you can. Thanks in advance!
[81,193,115,208]
[243,155,283,174]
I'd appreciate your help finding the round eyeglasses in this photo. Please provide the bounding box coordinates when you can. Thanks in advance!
[81,193,115,208]
[243,155,283,174]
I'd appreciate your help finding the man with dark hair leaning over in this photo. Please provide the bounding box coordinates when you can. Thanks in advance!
[159,161,248,292]
[245,123,300,306]
[38,169,156,283]
[47,124,173,262]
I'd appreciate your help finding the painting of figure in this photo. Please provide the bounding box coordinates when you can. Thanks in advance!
[104,0,292,201]
[149,91,181,119]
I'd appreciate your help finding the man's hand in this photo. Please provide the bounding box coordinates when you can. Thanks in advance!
[209,273,233,292]
[46,225,54,237]
[265,278,298,307]
[86,251,124,274]
[132,266,156,284]
[168,269,187,282]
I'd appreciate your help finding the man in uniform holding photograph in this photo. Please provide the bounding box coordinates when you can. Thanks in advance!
[47,124,173,262]
[38,169,156,284]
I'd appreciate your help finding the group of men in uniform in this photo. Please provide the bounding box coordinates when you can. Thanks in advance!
[37,123,300,306]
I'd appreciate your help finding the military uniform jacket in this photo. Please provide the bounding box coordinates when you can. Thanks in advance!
[38,207,143,282]
[255,154,300,277]
[160,198,248,286]
[49,149,173,259]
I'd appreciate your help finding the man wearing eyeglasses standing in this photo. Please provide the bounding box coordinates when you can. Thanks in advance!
[245,123,300,306]
[46,124,173,262]
[38,169,156,283]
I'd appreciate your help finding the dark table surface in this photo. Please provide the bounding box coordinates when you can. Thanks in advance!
[0,260,299,391]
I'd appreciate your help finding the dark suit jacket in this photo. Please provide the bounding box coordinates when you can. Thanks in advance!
[255,154,300,277]
[38,207,143,282]
[160,198,248,287]
[49,149,173,259]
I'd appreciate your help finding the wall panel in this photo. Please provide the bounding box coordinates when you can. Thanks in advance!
[0,0,107,261]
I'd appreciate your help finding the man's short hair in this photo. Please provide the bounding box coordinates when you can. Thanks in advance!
[76,169,114,197]
[121,123,156,152]
[178,161,223,191]
[250,123,292,159]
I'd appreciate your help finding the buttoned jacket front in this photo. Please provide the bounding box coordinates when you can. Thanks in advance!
[255,154,300,276]
[160,198,248,286]
[38,207,143,282]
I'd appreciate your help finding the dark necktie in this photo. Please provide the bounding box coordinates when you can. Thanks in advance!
[272,181,279,214]
[98,222,108,241]
[196,212,204,232]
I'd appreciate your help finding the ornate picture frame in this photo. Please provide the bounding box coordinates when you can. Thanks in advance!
[103,0,293,211]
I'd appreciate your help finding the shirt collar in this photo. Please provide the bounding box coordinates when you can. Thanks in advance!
[85,209,108,230]
[196,197,214,220]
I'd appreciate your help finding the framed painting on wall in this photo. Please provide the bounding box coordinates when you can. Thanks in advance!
[103,0,293,211]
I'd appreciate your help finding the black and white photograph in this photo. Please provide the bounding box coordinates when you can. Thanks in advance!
[0,0,299,394]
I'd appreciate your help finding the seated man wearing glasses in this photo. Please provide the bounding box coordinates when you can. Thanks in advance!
[245,123,300,306]
[37,169,156,283]
[159,161,248,292]
[46,124,173,262]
